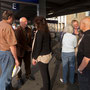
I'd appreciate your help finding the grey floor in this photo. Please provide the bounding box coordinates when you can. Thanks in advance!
[12,40,79,90]
[12,56,79,90]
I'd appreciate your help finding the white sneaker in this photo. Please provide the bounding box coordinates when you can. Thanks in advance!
[60,78,64,83]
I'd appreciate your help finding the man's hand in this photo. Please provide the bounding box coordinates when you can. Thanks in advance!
[78,57,90,73]
[10,45,20,67]
[32,59,37,65]
[15,59,19,67]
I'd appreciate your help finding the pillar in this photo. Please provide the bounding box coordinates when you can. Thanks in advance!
[37,0,46,18]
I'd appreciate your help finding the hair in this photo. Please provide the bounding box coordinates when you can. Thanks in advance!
[71,20,78,26]
[33,16,49,32]
[64,24,73,34]
[2,10,14,20]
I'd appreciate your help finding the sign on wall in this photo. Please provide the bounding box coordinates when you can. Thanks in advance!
[12,3,19,10]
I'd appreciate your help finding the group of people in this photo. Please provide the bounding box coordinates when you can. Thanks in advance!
[0,10,52,90]
[0,10,90,90]
[60,18,90,90]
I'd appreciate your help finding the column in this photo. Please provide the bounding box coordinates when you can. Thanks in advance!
[37,0,46,18]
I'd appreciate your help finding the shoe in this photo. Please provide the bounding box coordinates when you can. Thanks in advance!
[19,78,24,85]
[26,75,35,80]
[60,78,64,83]
[60,78,67,84]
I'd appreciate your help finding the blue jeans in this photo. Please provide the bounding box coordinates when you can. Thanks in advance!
[61,52,75,84]
[0,51,14,90]
[78,69,90,90]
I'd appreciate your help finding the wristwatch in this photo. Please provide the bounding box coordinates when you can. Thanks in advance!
[78,69,82,73]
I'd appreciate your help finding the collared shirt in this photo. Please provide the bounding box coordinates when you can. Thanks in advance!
[77,30,90,70]
[0,20,17,51]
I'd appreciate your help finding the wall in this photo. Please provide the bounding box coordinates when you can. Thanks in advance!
[66,12,86,25]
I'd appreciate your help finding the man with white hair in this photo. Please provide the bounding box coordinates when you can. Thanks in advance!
[14,17,35,83]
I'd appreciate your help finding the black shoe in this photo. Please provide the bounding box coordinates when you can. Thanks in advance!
[6,83,13,90]
[26,75,35,80]
[19,78,24,85]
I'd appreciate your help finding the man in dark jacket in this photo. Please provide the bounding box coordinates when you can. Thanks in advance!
[14,17,35,82]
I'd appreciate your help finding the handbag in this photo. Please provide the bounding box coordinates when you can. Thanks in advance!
[37,53,52,64]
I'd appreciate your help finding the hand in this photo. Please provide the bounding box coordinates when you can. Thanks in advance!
[78,68,83,74]
[15,59,19,67]
[32,59,37,65]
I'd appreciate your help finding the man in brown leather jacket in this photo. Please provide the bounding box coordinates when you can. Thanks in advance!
[14,17,35,82]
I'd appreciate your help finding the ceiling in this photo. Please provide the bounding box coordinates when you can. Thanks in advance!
[47,0,90,18]
[0,0,90,20]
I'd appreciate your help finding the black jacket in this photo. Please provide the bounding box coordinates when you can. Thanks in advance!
[32,30,52,59]
[77,30,90,70]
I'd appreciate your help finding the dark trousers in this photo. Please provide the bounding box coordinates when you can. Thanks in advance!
[18,51,31,78]
[38,62,51,90]
[78,69,90,90]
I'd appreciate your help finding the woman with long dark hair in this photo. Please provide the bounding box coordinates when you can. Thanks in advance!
[32,16,52,90]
